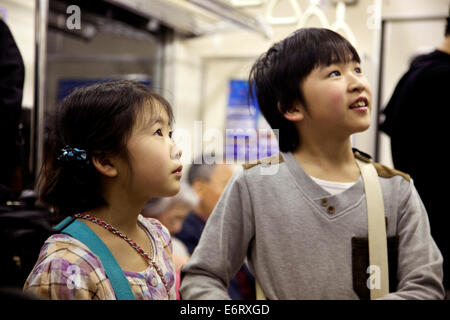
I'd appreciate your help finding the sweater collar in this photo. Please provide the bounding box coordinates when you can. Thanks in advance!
[280,151,365,219]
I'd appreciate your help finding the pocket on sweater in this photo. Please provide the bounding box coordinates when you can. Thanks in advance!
[351,236,399,300]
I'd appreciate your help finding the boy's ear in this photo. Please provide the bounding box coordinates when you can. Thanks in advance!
[278,102,305,122]
[91,152,118,178]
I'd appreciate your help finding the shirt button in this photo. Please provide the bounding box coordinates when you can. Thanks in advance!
[321,199,328,207]
[151,277,158,286]
[327,206,335,214]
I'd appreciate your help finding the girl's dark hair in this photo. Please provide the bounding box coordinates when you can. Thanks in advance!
[38,80,173,216]
[249,28,360,152]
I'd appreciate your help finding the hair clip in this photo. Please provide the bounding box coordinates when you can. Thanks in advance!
[57,145,90,168]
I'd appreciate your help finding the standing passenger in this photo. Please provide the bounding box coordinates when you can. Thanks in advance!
[380,15,450,297]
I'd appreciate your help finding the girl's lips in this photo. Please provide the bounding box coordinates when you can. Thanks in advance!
[172,165,183,175]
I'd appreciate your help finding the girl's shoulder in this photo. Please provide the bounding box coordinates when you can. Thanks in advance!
[24,234,114,299]
[42,233,103,264]
[138,215,172,248]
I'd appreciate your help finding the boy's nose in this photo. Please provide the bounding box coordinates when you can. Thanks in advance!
[348,75,366,92]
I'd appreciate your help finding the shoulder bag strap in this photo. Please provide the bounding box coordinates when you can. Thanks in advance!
[54,217,136,300]
[355,159,389,299]
[255,279,266,300]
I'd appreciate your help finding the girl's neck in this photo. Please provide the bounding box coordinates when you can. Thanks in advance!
[86,201,143,237]
[87,175,148,236]
[293,136,359,182]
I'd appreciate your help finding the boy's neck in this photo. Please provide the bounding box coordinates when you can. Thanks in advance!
[293,137,360,182]
[437,36,450,55]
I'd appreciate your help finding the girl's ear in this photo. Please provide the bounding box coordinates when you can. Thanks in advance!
[91,152,118,178]
[278,102,305,122]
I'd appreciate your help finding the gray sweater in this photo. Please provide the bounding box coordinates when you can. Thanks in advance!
[180,152,444,299]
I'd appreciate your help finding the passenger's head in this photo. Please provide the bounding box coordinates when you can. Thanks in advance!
[187,160,234,218]
[249,28,361,152]
[39,80,181,216]
[142,183,199,235]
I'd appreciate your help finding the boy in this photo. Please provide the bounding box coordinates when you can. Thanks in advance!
[179,28,444,299]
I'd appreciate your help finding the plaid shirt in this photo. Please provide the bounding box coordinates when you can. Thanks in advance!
[23,216,176,300]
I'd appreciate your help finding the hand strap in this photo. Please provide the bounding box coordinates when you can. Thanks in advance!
[355,158,389,299]
[54,217,136,300]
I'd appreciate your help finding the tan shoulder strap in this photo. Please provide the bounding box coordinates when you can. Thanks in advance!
[255,280,265,300]
[355,158,389,299]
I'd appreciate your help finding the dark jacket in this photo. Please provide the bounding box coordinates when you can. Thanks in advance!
[0,18,24,187]
[381,49,450,288]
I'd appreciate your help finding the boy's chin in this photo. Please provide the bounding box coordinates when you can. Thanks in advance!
[351,121,371,134]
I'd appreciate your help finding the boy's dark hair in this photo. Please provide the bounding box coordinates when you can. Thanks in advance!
[38,80,173,216]
[249,28,360,152]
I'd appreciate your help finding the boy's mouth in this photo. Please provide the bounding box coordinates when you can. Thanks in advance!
[349,97,369,109]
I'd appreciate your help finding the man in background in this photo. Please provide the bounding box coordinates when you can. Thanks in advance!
[380,15,450,297]
[176,159,255,300]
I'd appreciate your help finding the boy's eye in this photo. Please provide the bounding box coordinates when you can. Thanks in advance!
[328,70,341,78]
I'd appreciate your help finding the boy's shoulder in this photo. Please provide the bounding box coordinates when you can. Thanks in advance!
[353,148,410,182]
[242,153,285,170]
[241,149,410,182]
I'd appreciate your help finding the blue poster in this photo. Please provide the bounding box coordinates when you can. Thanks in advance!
[57,78,152,102]
[225,79,279,163]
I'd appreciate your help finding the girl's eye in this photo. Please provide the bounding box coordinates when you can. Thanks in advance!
[328,70,340,78]
[169,131,173,139]
[354,67,362,74]
[154,129,163,136]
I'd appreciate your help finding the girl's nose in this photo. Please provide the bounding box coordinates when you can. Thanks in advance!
[171,143,182,160]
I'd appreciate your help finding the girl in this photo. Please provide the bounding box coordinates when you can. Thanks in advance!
[23,80,182,300]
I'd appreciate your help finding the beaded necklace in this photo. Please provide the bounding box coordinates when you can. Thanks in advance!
[73,213,171,298]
